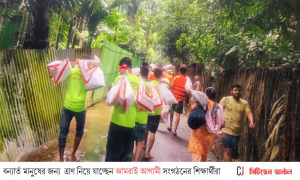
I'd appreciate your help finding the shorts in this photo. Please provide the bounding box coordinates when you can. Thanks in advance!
[221,133,240,159]
[105,122,134,162]
[171,100,184,114]
[134,122,147,142]
[147,115,160,133]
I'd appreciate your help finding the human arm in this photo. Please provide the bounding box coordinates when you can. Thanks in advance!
[246,111,255,128]
[108,75,122,91]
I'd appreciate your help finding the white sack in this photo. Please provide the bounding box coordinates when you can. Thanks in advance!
[185,76,193,94]
[158,83,178,105]
[119,75,134,113]
[85,66,105,91]
[150,83,163,108]
[78,59,99,84]
[135,80,153,112]
[106,80,121,106]
[47,59,71,85]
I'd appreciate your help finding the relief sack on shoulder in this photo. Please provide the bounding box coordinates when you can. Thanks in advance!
[185,77,193,94]
[85,66,105,91]
[187,107,206,130]
[158,83,177,105]
[150,83,163,108]
[47,59,71,85]
[136,80,153,112]
[119,74,134,113]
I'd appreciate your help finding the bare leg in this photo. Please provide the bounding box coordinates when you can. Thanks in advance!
[200,155,207,162]
[71,136,82,161]
[145,132,155,158]
[223,148,232,162]
[134,141,144,162]
[168,111,174,130]
[172,112,180,134]
[143,128,149,149]
[59,147,65,162]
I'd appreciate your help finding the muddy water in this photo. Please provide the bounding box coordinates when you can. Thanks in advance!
[19,100,113,162]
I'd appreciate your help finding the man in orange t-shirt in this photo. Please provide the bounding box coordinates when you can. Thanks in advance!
[168,64,187,136]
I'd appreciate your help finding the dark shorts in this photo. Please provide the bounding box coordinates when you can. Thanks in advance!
[171,100,184,114]
[59,107,86,147]
[222,133,240,159]
[105,122,134,162]
[134,122,147,142]
[147,115,160,133]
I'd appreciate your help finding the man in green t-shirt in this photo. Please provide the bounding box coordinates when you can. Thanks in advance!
[58,55,90,162]
[220,84,255,161]
[134,65,151,161]
[105,57,141,162]
[144,67,169,159]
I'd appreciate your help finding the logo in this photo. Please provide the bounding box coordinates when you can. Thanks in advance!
[237,166,244,176]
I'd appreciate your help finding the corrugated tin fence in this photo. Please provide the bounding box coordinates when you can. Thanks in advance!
[0,43,143,161]
[214,67,300,161]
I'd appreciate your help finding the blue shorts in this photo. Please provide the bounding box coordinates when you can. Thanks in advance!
[134,122,147,142]
[221,133,240,159]
[58,107,86,147]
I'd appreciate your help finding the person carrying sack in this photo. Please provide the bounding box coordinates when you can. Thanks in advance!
[58,55,91,162]
[105,57,141,162]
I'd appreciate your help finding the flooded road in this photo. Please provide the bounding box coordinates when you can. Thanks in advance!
[19,100,219,162]
[19,100,113,162]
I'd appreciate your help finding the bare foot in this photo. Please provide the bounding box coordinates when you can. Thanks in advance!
[145,154,154,159]
[70,155,79,162]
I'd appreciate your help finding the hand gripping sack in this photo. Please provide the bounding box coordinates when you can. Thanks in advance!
[47,59,71,84]
[119,74,134,113]
[158,83,177,105]
[185,77,192,94]
[187,106,206,130]
[136,80,153,112]
[205,103,225,133]
[106,80,121,106]
[150,83,163,108]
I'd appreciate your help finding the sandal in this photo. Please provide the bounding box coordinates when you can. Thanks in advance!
[167,127,172,132]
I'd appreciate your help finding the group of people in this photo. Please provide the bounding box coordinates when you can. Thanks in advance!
[57,55,255,162]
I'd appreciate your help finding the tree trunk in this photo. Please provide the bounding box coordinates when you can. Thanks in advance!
[71,18,79,49]
[66,18,74,49]
[29,5,49,49]
[55,16,62,49]
[204,59,215,90]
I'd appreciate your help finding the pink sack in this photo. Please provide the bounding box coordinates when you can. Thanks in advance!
[205,103,225,133]
[150,83,163,108]
[136,80,153,112]
[119,74,134,113]
[47,59,71,84]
